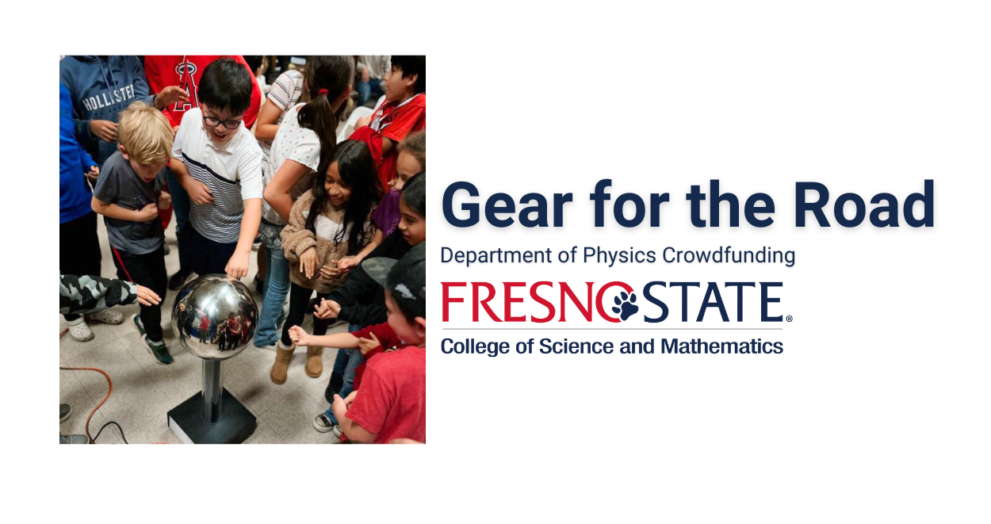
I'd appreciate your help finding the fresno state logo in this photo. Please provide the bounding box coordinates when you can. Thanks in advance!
[441,281,783,324]
[173,61,199,113]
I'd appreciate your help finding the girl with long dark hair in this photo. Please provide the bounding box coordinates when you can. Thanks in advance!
[254,56,354,352]
[271,140,383,384]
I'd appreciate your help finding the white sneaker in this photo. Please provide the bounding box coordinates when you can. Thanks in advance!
[65,317,94,342]
[87,309,124,325]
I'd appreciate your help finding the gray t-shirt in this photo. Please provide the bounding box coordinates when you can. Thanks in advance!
[93,152,166,255]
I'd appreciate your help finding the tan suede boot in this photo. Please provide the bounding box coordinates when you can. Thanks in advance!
[270,343,295,385]
[305,346,323,378]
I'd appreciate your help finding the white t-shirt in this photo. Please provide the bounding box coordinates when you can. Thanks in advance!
[172,107,264,244]
[262,104,321,226]
[259,70,306,161]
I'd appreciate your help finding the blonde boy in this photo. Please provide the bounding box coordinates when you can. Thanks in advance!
[91,101,175,365]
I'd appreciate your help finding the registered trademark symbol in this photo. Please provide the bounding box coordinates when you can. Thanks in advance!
[786,315,793,322]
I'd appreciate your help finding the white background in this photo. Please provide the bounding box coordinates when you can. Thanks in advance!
[9,0,991,522]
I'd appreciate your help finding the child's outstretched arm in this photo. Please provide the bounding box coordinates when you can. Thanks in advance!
[288,326,361,349]
[337,229,384,272]
[226,198,261,279]
[60,275,161,316]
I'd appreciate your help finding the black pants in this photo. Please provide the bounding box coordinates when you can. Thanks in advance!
[60,212,102,321]
[182,225,238,277]
[111,245,168,341]
[281,282,331,347]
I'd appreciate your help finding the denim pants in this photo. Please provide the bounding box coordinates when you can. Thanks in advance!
[356,79,382,105]
[166,167,191,273]
[325,324,365,424]
[254,226,291,347]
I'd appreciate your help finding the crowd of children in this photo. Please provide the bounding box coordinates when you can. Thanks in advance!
[59,55,426,444]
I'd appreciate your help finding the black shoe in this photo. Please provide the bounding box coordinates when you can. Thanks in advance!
[324,372,344,404]
[168,269,193,291]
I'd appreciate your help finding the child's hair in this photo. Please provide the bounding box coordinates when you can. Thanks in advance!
[307,140,384,255]
[118,101,173,164]
[243,56,264,75]
[400,172,426,218]
[298,56,356,159]
[198,58,254,116]
[397,131,426,170]
[391,56,426,94]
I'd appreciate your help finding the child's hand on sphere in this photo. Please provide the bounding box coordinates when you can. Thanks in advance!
[225,251,249,279]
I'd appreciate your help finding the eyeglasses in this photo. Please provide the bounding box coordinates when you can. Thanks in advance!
[202,114,243,130]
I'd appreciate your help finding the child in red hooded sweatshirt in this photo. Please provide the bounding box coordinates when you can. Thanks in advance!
[350,55,425,189]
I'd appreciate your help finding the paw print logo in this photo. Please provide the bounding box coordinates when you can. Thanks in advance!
[612,291,639,321]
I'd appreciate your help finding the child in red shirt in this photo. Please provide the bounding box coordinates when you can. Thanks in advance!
[143,56,262,129]
[289,243,426,444]
[350,55,425,189]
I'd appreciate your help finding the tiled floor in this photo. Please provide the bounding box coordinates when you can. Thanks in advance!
[59,215,346,444]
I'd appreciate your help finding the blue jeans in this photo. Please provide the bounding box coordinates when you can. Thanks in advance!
[356,79,382,105]
[254,229,291,347]
[324,324,365,423]
[166,167,192,272]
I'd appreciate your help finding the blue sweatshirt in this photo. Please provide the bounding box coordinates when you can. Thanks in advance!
[59,56,155,165]
[60,84,97,224]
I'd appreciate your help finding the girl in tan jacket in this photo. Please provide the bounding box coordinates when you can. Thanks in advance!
[271,140,382,384]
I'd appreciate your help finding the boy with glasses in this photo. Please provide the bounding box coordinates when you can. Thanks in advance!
[169,59,263,279]
[143,55,264,291]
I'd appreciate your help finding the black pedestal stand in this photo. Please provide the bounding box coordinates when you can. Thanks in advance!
[167,360,256,444]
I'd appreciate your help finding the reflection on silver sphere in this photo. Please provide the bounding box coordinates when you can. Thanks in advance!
[171,275,258,360]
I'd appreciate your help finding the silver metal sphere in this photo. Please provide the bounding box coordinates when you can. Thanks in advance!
[171,275,258,360]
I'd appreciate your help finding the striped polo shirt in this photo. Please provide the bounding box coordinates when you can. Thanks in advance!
[172,108,263,243]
